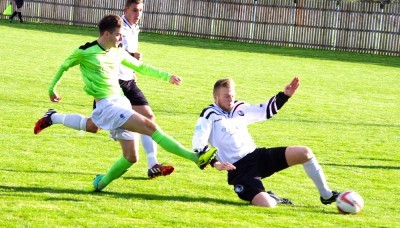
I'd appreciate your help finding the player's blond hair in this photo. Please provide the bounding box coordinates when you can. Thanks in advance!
[213,78,235,96]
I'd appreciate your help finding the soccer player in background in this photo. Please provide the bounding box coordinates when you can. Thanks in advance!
[9,0,24,23]
[35,14,217,192]
[192,77,340,207]
[35,0,175,179]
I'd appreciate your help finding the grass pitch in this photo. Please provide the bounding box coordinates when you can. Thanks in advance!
[0,20,399,227]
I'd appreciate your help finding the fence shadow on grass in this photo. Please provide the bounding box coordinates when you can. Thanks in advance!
[0,185,246,206]
[1,20,399,69]
[0,19,97,37]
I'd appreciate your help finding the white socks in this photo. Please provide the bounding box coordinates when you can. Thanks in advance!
[141,134,158,168]
[303,157,333,199]
[51,113,87,131]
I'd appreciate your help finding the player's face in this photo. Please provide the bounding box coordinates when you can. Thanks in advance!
[214,86,235,112]
[107,27,123,48]
[124,3,143,25]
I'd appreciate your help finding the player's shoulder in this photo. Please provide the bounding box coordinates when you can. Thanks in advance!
[233,100,246,108]
[79,40,99,51]
[199,104,222,119]
[231,100,249,113]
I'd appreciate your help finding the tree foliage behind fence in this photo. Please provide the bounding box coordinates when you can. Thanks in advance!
[2,0,399,56]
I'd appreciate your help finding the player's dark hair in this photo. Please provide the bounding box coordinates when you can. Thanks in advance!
[125,0,143,8]
[213,78,235,96]
[98,14,122,35]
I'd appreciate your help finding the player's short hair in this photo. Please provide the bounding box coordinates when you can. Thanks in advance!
[125,0,143,8]
[213,78,235,95]
[98,14,123,35]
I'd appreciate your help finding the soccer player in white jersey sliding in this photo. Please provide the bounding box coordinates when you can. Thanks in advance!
[35,0,175,179]
[34,14,217,192]
[192,77,340,207]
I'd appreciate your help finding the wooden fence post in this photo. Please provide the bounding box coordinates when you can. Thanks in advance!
[375,2,384,54]
[332,0,340,50]
[289,0,297,47]
[249,0,258,43]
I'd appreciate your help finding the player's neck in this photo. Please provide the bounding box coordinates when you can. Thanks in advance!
[97,38,110,51]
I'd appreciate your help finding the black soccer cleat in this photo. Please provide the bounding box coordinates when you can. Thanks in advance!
[320,191,341,205]
[267,191,293,205]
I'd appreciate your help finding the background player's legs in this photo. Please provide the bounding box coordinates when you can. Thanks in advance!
[133,105,159,168]
[10,1,24,23]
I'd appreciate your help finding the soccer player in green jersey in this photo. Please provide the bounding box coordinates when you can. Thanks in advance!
[35,0,175,179]
[35,14,217,192]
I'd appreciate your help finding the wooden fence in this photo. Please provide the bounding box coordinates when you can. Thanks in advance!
[1,0,399,56]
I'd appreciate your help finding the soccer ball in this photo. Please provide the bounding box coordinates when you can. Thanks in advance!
[336,191,364,214]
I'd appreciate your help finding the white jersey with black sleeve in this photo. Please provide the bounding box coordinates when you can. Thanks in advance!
[192,92,290,164]
[119,15,140,81]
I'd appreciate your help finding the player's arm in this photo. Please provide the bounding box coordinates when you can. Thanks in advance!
[121,51,172,82]
[192,115,212,153]
[131,52,142,60]
[246,77,300,122]
[265,77,299,119]
[48,49,82,102]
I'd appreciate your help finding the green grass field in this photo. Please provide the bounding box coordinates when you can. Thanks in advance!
[0,20,399,227]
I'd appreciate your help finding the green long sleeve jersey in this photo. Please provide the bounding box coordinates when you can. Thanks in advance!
[49,40,172,99]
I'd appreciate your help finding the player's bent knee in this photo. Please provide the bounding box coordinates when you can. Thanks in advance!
[303,146,314,160]
[251,192,277,208]
[86,119,100,133]
[286,146,314,165]
[87,125,100,133]
[143,118,157,132]
[125,155,138,164]
[146,113,155,121]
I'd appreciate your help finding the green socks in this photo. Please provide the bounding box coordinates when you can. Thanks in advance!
[151,129,198,162]
[98,156,133,190]
[96,130,198,190]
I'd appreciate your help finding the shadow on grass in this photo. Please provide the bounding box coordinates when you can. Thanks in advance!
[0,185,246,206]
[0,168,92,176]
[274,117,400,128]
[322,163,400,170]
[355,157,399,162]
[1,20,398,69]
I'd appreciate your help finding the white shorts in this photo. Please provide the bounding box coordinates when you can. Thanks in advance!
[92,96,135,140]
[109,129,136,141]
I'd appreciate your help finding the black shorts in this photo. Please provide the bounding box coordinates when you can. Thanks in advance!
[16,0,24,8]
[92,79,148,109]
[227,147,289,202]
[119,79,149,106]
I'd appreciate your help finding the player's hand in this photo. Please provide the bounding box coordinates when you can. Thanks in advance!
[169,75,182,85]
[132,52,142,60]
[214,161,236,171]
[284,77,300,97]
[49,93,62,102]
